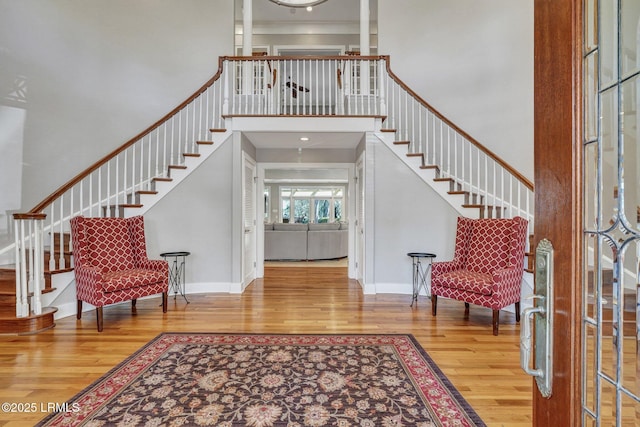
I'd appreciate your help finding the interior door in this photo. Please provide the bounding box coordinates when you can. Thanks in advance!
[355,155,365,286]
[533,1,640,425]
[242,154,257,287]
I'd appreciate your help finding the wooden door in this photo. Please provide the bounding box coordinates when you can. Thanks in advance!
[534,1,640,425]
[533,0,582,424]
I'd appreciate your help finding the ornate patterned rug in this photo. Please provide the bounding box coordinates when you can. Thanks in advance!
[38,333,485,426]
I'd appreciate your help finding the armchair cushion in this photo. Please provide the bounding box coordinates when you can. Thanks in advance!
[465,219,513,274]
[102,268,168,292]
[434,270,494,295]
[85,218,136,272]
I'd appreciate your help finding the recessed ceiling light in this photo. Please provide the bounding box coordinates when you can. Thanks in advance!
[300,137,309,141]
[306,6,313,11]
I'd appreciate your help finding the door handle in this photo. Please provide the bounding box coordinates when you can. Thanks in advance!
[520,303,545,378]
[520,239,553,398]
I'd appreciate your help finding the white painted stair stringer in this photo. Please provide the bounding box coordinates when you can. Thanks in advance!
[374,132,480,219]
[123,130,233,218]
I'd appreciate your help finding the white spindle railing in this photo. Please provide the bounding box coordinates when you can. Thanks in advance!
[380,57,534,226]
[5,55,533,319]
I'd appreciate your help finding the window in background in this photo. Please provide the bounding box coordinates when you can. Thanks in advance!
[279,186,344,223]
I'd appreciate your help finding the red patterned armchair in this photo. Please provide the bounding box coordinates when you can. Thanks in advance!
[70,215,168,332]
[431,216,529,335]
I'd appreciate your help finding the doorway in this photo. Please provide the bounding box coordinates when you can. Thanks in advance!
[256,163,356,278]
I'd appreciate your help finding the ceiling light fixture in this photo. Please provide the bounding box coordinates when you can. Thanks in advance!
[300,137,310,141]
[269,0,328,8]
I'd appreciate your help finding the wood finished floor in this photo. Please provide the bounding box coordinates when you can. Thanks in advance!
[0,266,532,426]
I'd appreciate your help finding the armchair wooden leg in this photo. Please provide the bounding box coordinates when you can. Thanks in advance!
[431,295,437,316]
[132,299,137,314]
[464,302,470,319]
[77,300,83,319]
[492,309,499,336]
[96,307,104,332]
[515,301,521,322]
[162,292,168,313]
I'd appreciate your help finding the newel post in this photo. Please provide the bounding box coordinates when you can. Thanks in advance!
[223,58,230,116]
[378,59,387,116]
[13,212,46,317]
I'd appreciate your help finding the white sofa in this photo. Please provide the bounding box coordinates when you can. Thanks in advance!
[264,222,348,261]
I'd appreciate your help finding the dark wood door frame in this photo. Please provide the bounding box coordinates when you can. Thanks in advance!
[533,0,582,425]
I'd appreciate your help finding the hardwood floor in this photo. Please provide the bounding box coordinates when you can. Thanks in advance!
[0,266,532,426]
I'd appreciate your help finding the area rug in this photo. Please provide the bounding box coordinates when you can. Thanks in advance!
[38,333,486,426]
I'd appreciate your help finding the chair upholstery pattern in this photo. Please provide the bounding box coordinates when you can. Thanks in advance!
[431,216,528,335]
[70,215,168,331]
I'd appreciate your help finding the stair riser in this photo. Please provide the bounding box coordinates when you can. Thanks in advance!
[0,294,16,308]
[0,270,52,290]
[0,307,57,335]
[45,252,72,269]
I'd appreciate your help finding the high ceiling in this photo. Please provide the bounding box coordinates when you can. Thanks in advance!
[236,0,368,25]
[234,0,377,151]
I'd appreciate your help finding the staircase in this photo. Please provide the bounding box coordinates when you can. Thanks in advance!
[0,130,230,335]
[1,55,534,334]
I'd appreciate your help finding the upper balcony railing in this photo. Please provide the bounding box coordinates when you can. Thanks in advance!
[5,55,533,320]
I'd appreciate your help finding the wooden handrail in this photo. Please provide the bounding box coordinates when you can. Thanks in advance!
[28,57,227,214]
[12,213,46,220]
[381,55,534,191]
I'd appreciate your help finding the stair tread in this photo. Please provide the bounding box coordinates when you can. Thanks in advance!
[153,177,173,182]
[0,305,57,320]
[168,165,188,169]
[209,128,227,133]
[196,140,215,145]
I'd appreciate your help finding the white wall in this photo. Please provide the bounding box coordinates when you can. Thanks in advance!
[369,138,459,294]
[0,0,234,210]
[378,0,534,181]
[143,139,234,291]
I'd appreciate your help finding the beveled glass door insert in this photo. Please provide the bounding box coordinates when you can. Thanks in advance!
[582,1,640,425]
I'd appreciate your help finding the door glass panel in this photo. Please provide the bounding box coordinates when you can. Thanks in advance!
[599,1,618,88]
[601,87,619,227]
[585,52,599,142]
[621,76,639,231]
[582,1,640,424]
[621,2,640,79]
[584,322,598,413]
[585,0,597,52]
[584,142,598,230]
